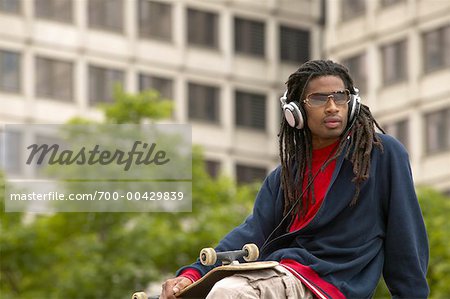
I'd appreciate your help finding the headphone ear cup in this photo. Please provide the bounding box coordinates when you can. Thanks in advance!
[283,101,306,129]
[348,94,360,124]
[348,94,355,124]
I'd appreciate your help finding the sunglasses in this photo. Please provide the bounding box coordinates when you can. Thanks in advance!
[303,89,350,108]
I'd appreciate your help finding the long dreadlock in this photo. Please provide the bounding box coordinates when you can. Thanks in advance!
[279,60,385,218]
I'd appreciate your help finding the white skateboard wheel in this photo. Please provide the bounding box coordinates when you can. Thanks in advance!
[243,243,259,262]
[132,291,147,299]
[200,247,217,265]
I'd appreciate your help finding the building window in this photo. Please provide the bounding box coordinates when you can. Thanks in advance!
[444,189,450,198]
[36,57,73,101]
[0,50,20,93]
[34,134,63,174]
[187,8,218,48]
[381,39,407,85]
[138,0,172,41]
[88,65,124,105]
[234,17,265,57]
[236,164,267,184]
[423,25,450,73]
[384,119,409,151]
[188,82,220,123]
[139,74,173,99]
[342,53,367,93]
[1,130,22,175]
[35,0,72,23]
[0,0,20,14]
[279,26,310,64]
[341,0,366,20]
[235,90,266,130]
[380,0,404,7]
[425,108,450,154]
[205,160,220,179]
[88,0,123,33]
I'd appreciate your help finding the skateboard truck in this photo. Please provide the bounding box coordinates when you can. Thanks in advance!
[200,243,259,266]
[132,292,158,299]
[131,244,267,299]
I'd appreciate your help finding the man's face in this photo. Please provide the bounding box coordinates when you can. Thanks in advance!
[303,75,349,149]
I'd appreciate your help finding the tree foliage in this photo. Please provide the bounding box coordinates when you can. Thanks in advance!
[0,87,258,298]
[1,87,449,298]
[103,85,173,124]
[373,188,450,299]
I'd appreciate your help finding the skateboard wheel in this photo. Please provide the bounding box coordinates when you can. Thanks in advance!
[132,291,147,299]
[200,247,217,265]
[243,243,259,262]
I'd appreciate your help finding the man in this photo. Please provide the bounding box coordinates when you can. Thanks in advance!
[160,60,429,298]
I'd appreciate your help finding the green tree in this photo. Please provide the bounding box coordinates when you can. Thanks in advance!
[2,86,449,298]
[418,188,450,298]
[0,87,258,298]
[373,188,450,299]
[102,85,172,124]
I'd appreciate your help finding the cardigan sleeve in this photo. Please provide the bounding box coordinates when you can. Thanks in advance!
[176,166,283,277]
[381,136,429,299]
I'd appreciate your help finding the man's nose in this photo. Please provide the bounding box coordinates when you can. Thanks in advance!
[325,96,339,112]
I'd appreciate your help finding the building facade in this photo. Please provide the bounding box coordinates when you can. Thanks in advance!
[0,0,321,183]
[325,0,450,193]
[1,0,449,193]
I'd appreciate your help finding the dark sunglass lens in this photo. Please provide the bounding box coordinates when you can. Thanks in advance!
[334,92,347,104]
[310,94,327,104]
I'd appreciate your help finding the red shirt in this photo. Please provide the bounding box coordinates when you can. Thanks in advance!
[181,141,345,298]
[279,141,345,299]
[289,141,337,232]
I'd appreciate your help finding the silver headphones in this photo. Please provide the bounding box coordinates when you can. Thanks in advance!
[280,88,361,130]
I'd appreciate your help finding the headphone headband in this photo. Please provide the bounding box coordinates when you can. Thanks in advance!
[279,90,288,106]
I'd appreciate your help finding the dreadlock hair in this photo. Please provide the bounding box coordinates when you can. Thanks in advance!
[279,60,385,219]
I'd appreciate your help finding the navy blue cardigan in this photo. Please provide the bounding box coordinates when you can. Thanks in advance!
[178,134,429,298]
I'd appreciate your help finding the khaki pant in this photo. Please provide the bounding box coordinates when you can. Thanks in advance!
[206,265,316,299]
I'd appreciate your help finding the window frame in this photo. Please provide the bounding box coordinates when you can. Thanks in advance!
[187,82,220,124]
[424,108,450,155]
[384,119,409,151]
[138,0,173,41]
[234,17,265,58]
[342,52,367,93]
[341,0,366,21]
[0,0,21,14]
[88,65,125,105]
[423,25,450,74]
[279,25,310,64]
[88,0,124,33]
[380,0,405,8]
[187,7,219,49]
[138,73,174,100]
[35,56,74,101]
[235,163,267,184]
[35,0,73,23]
[235,90,267,131]
[205,159,221,179]
[0,49,21,94]
[381,39,408,85]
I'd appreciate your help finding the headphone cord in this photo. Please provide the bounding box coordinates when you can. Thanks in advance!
[260,141,341,255]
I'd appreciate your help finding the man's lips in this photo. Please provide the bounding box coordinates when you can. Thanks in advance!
[324,116,342,129]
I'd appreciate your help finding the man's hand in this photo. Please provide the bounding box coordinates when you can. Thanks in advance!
[160,276,192,299]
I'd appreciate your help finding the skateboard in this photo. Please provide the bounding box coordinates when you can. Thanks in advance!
[132,243,278,299]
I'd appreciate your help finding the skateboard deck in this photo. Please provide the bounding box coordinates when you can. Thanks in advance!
[131,244,272,299]
[175,261,279,298]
